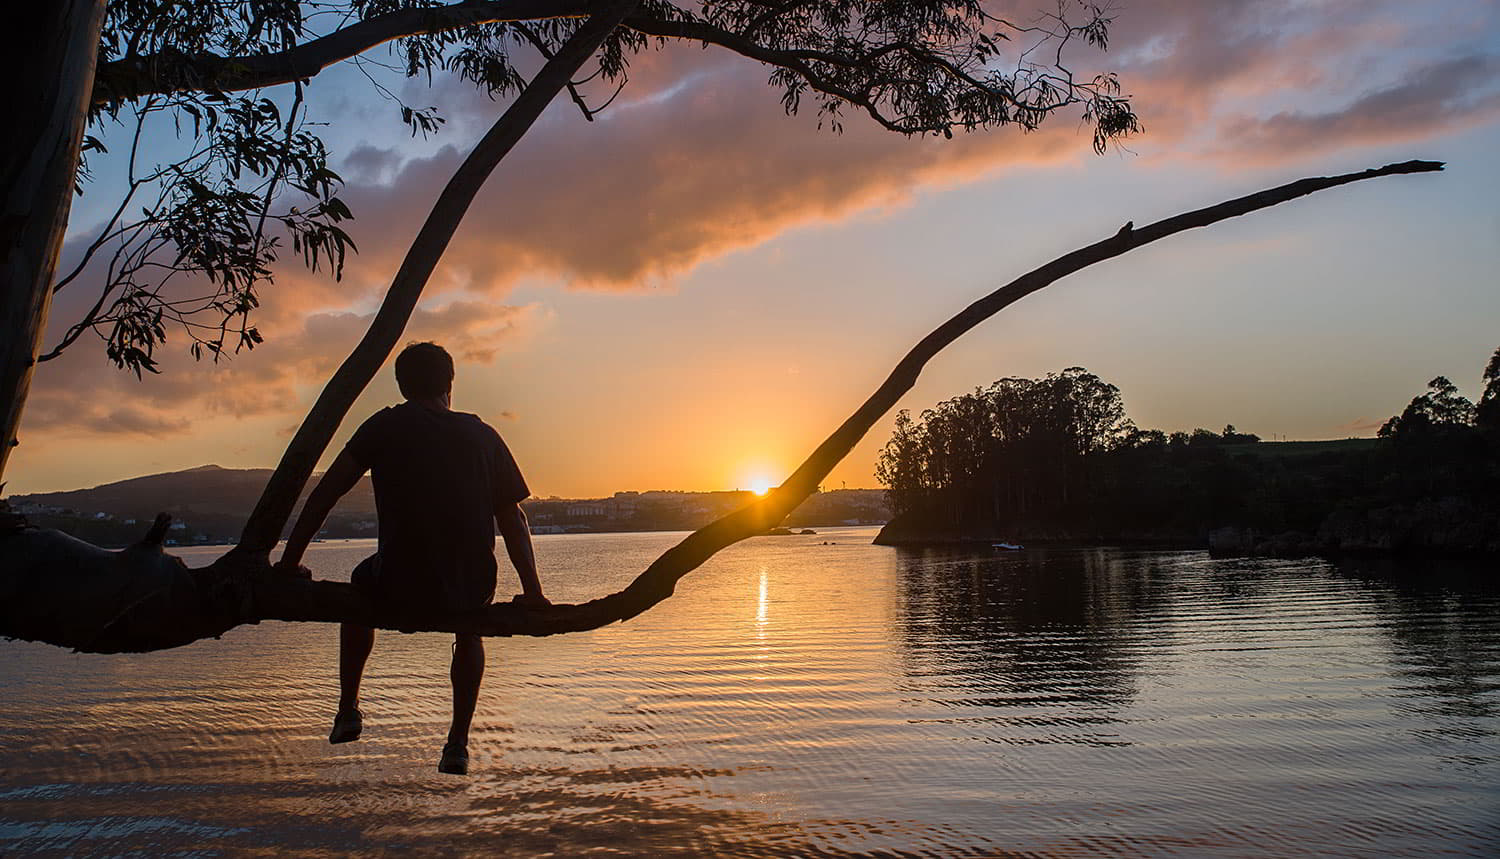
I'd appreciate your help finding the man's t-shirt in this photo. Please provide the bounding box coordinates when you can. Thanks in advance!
[344,402,529,612]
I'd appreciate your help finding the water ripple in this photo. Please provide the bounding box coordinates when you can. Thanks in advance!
[3,534,1498,856]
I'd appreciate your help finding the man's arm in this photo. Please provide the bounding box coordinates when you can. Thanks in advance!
[496,502,548,607]
[275,450,366,574]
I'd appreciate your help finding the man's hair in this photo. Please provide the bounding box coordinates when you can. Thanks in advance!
[394,342,454,400]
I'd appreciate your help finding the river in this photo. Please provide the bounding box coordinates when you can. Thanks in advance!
[2,529,1497,855]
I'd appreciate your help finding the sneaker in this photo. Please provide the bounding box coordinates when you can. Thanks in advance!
[329,708,363,744]
[437,741,469,775]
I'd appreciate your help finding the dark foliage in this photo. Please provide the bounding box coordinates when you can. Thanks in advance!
[878,349,1500,555]
[60,0,1140,376]
[55,90,353,374]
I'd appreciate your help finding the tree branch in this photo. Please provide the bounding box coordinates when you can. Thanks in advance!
[0,159,1443,653]
[513,22,599,121]
[231,0,644,558]
[94,0,1102,138]
[93,0,593,106]
[618,14,1114,137]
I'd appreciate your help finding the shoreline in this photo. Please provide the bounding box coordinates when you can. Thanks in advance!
[873,525,1500,560]
[86,522,888,552]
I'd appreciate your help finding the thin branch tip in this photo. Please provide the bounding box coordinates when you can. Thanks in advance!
[141,513,172,547]
[1382,159,1444,173]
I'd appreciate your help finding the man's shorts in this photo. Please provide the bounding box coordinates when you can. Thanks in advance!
[349,553,385,596]
[351,553,496,622]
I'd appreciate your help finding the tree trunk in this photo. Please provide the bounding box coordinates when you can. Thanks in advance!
[0,160,1443,654]
[0,0,107,486]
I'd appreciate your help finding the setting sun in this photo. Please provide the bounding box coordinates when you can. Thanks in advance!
[747,476,776,496]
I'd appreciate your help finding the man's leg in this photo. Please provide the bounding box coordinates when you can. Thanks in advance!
[447,633,485,747]
[331,623,374,743]
[339,623,375,711]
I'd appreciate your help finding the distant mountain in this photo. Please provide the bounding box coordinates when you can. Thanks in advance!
[12,464,376,521]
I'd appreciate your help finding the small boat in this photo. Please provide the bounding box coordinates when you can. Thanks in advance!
[991,542,1024,551]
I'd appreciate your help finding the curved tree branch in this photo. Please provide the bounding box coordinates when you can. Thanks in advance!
[92,0,593,106]
[231,0,643,558]
[617,14,1132,141]
[513,22,600,121]
[0,159,1442,654]
[94,1,1111,138]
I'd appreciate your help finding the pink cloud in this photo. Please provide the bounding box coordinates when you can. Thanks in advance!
[24,293,542,440]
[327,52,1085,294]
[315,0,1497,295]
[1335,416,1387,435]
[20,401,193,439]
[1215,55,1500,162]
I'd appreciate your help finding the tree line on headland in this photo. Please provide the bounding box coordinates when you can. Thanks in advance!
[874,348,1500,558]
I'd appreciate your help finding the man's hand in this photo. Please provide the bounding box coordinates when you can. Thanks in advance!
[273,559,313,579]
[510,592,552,609]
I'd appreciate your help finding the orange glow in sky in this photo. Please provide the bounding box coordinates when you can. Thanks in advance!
[8,1,1500,499]
[745,473,777,496]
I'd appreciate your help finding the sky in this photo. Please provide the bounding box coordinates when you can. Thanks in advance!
[11,0,1500,498]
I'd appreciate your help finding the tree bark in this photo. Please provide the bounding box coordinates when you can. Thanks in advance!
[0,160,1442,654]
[0,0,107,486]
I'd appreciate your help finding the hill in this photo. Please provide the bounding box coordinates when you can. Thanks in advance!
[11,465,376,546]
[14,464,376,519]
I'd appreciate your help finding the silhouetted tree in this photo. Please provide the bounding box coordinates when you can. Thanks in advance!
[878,345,1499,557]
[878,367,1132,531]
[1379,376,1476,438]
[1477,347,1500,432]
[4,0,1142,486]
[1370,350,1498,516]
[1222,424,1260,444]
[876,410,932,518]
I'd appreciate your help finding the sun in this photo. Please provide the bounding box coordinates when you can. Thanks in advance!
[747,476,776,496]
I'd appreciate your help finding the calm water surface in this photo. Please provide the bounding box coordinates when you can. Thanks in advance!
[2,529,1497,855]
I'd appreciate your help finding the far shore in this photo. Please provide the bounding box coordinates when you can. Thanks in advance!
[873,523,1500,561]
[104,522,888,553]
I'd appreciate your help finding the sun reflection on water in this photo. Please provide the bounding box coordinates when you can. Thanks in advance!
[756,565,769,628]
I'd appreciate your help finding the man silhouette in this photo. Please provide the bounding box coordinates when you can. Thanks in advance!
[277,342,548,775]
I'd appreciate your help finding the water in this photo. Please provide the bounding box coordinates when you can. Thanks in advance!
[2,529,1497,855]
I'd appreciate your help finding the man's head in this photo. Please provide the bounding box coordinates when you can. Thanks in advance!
[395,342,454,401]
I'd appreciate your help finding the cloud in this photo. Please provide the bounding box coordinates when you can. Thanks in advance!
[314,0,1499,295]
[21,401,193,438]
[326,52,1084,295]
[58,0,1498,312]
[341,143,406,184]
[1335,416,1388,435]
[24,292,542,439]
[1215,55,1500,161]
